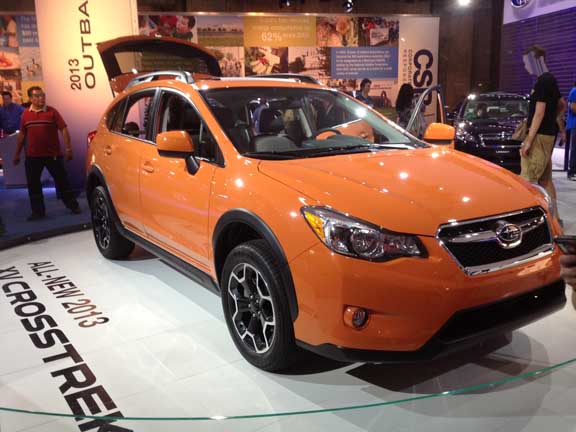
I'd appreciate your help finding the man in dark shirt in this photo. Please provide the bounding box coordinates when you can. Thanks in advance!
[0,91,24,134]
[13,86,80,220]
[519,46,565,215]
[355,79,374,108]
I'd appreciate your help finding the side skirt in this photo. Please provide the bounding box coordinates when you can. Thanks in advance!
[119,225,220,296]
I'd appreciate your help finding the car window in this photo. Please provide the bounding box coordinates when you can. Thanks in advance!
[118,90,155,140]
[462,98,528,120]
[201,87,425,159]
[105,99,125,132]
[156,91,219,162]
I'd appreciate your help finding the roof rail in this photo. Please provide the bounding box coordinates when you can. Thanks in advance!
[126,70,193,89]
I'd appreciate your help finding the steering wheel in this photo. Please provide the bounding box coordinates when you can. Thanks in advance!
[311,127,342,139]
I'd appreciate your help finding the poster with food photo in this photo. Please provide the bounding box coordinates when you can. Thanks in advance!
[316,17,358,47]
[358,17,400,47]
[208,47,244,77]
[19,47,42,80]
[245,47,288,76]
[0,69,22,102]
[0,48,20,70]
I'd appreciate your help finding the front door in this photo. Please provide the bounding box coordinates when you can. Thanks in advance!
[139,89,218,271]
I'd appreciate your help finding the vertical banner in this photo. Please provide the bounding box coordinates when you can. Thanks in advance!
[399,16,439,121]
[35,0,139,190]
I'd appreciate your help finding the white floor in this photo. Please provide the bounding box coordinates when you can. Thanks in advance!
[0,175,575,431]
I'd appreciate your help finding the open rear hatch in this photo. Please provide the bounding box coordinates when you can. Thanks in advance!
[97,35,222,94]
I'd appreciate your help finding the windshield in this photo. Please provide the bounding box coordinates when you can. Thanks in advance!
[200,87,427,159]
[461,97,528,121]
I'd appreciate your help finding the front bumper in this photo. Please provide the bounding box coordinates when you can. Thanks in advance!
[290,234,563,355]
[297,279,565,363]
[455,142,521,173]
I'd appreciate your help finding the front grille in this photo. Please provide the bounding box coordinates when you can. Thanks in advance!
[437,207,553,275]
[479,133,521,147]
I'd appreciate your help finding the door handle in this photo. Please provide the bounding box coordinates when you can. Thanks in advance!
[104,146,112,155]
[142,162,154,173]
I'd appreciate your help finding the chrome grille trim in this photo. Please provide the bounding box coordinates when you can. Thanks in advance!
[479,132,520,148]
[436,207,553,276]
[445,214,546,244]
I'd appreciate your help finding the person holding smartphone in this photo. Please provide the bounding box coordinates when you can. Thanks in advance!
[560,255,576,287]
[556,236,576,287]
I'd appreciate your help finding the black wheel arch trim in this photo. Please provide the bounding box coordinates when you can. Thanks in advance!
[86,165,219,293]
[213,209,299,321]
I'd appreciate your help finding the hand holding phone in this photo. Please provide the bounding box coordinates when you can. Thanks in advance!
[555,235,576,254]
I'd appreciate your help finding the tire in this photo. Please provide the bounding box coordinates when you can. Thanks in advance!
[221,239,297,371]
[90,186,135,259]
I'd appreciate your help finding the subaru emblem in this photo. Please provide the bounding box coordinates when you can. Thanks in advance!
[511,0,530,8]
[494,221,522,249]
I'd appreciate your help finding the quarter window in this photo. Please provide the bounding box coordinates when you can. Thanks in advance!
[118,91,155,140]
[105,99,125,132]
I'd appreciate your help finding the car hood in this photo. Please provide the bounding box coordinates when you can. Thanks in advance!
[258,148,541,236]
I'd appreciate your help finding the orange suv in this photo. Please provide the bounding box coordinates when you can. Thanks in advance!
[86,36,565,371]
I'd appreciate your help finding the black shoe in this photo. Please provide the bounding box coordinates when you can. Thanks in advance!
[568,175,576,181]
[27,212,46,221]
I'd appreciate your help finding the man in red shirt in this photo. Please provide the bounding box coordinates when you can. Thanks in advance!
[13,86,80,220]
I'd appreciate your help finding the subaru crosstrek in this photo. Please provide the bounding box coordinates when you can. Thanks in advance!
[86,36,565,371]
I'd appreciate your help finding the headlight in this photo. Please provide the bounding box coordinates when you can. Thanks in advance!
[532,184,557,218]
[302,206,427,261]
[456,129,476,144]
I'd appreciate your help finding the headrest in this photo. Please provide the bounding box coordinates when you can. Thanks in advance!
[211,107,235,129]
[258,108,284,134]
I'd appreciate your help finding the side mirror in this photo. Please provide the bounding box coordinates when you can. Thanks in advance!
[156,131,195,154]
[424,123,455,147]
[156,131,199,175]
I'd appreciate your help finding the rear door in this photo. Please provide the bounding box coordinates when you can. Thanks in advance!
[97,35,222,94]
[98,89,158,233]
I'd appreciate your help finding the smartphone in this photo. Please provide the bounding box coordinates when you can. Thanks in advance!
[554,235,576,254]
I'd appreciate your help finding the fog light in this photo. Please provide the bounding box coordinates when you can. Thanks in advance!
[344,306,369,329]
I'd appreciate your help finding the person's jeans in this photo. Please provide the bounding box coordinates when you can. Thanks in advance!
[568,128,576,177]
[25,156,79,215]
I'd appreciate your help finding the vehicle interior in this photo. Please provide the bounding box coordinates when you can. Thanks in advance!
[200,87,423,158]
[462,98,528,121]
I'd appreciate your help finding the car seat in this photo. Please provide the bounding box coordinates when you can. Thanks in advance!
[211,107,252,154]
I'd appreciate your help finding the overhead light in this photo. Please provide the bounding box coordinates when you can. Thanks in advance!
[457,0,472,6]
[279,0,291,7]
[343,0,355,13]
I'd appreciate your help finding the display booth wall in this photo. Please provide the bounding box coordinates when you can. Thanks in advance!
[500,2,576,98]
[0,10,438,190]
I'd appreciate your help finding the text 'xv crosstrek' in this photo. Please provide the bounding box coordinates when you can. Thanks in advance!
[86,36,565,371]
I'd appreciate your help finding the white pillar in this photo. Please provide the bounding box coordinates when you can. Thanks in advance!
[34,0,138,190]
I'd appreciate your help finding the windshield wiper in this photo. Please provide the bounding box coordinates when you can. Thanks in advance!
[242,151,299,160]
[303,144,411,156]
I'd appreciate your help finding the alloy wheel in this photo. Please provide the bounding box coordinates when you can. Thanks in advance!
[227,263,276,354]
[92,193,111,251]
